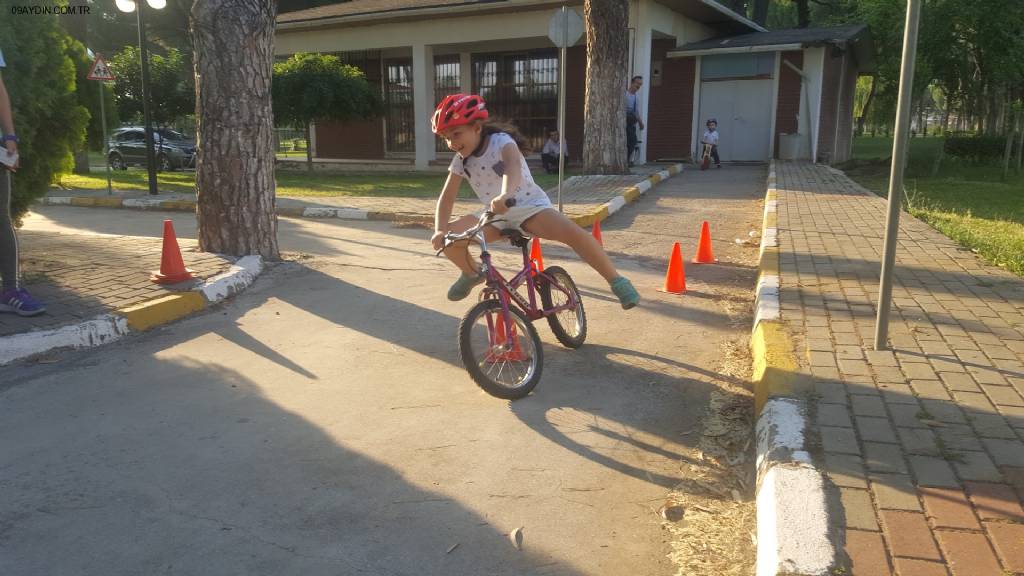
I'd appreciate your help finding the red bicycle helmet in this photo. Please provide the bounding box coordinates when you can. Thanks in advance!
[432,93,489,134]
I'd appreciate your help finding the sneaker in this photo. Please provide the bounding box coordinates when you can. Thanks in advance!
[0,287,46,317]
[609,277,640,310]
[447,272,485,301]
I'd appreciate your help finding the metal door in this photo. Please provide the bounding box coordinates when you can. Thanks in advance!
[698,79,773,162]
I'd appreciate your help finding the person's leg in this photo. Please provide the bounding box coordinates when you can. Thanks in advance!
[541,153,555,173]
[441,214,502,276]
[712,145,720,166]
[522,209,618,282]
[0,170,18,292]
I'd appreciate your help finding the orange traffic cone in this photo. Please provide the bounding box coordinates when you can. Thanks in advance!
[490,311,524,362]
[592,219,603,246]
[530,237,544,273]
[662,242,687,294]
[693,221,718,264]
[151,219,194,284]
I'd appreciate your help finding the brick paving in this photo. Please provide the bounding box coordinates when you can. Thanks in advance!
[774,162,1024,575]
[48,164,670,220]
[2,231,233,338]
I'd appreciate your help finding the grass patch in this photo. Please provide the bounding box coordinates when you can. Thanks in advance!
[56,166,575,201]
[842,136,1024,277]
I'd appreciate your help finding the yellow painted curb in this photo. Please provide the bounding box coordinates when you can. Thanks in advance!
[277,207,306,217]
[159,201,197,212]
[648,173,662,184]
[71,197,122,208]
[118,292,206,332]
[751,320,807,413]
[623,186,642,203]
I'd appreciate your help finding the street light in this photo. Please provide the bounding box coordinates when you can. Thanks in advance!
[116,0,164,196]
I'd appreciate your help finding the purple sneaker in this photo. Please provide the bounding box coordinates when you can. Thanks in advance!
[0,288,46,317]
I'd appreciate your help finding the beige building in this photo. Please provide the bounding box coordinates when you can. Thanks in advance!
[275,0,872,168]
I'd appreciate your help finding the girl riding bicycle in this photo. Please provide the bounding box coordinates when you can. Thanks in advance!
[430,94,640,310]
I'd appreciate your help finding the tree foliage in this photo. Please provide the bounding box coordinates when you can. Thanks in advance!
[272,53,384,170]
[0,11,89,219]
[109,46,194,128]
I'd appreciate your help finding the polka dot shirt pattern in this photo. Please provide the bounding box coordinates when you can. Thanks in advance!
[448,132,552,208]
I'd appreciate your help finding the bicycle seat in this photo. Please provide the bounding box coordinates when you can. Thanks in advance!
[500,228,531,248]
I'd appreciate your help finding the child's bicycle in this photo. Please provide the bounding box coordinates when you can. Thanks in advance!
[700,143,712,170]
[439,200,587,399]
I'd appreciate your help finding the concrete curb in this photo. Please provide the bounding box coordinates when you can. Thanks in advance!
[0,255,263,366]
[752,160,837,576]
[41,163,686,228]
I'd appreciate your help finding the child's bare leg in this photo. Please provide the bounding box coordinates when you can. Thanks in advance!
[523,209,619,282]
[442,215,501,276]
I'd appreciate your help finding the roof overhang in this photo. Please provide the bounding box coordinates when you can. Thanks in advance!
[654,0,768,34]
[277,0,568,31]
[667,43,802,57]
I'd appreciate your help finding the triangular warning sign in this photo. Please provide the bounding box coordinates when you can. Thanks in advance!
[87,55,116,81]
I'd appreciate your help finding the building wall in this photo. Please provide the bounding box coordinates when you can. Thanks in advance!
[774,50,803,158]
[313,54,386,159]
[816,47,843,163]
[647,43,694,160]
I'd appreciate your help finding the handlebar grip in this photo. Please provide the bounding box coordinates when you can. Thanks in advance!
[504,197,517,208]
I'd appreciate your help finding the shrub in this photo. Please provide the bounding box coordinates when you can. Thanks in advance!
[944,135,1006,163]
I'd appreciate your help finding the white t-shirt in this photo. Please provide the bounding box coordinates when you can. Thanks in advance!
[449,132,552,208]
[702,129,719,145]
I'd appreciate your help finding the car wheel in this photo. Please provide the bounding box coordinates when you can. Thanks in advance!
[109,152,126,170]
[157,154,174,172]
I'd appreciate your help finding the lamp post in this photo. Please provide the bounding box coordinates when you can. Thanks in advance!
[116,0,165,196]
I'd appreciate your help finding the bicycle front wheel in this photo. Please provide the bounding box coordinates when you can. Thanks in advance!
[458,299,543,400]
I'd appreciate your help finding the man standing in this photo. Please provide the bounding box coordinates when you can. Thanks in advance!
[625,75,644,166]
[0,46,46,316]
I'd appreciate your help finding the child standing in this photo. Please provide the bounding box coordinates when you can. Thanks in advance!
[701,118,721,169]
[430,94,639,309]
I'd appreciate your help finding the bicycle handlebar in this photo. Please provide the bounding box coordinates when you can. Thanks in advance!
[435,197,516,255]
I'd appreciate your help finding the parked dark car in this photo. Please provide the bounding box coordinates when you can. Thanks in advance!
[108,127,196,171]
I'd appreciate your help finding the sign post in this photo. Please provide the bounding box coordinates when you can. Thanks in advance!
[874,0,922,350]
[87,54,116,196]
[548,7,584,213]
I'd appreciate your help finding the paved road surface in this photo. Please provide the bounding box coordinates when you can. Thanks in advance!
[2,166,765,575]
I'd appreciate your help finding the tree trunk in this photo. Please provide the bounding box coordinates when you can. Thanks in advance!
[305,124,313,172]
[751,0,769,25]
[73,151,91,174]
[857,75,876,137]
[795,0,810,28]
[191,0,279,259]
[583,0,629,175]
[1016,105,1023,172]
[1003,97,1016,180]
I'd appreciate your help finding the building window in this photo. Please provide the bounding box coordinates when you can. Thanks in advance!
[701,52,775,81]
[472,50,558,152]
[434,55,461,152]
[384,58,415,154]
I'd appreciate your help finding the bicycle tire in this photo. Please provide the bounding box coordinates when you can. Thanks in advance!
[458,299,543,400]
[538,266,587,349]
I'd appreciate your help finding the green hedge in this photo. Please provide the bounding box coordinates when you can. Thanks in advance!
[944,135,1008,163]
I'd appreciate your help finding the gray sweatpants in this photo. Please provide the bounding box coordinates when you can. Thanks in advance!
[0,169,18,291]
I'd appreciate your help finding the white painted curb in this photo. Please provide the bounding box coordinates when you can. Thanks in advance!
[196,255,263,303]
[0,314,129,366]
[754,160,838,576]
[302,206,370,220]
[757,464,836,576]
[0,256,264,366]
[43,196,72,205]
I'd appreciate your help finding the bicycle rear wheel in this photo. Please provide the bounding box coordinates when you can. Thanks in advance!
[458,299,543,400]
[538,266,587,349]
